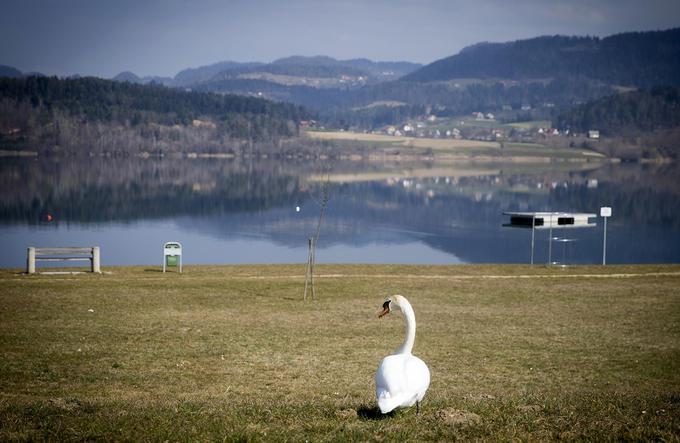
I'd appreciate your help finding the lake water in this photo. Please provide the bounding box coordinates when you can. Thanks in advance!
[1,155,679,268]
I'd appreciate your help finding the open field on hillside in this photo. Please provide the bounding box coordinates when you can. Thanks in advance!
[305,130,605,160]
[307,130,499,149]
[506,120,552,129]
[1,264,679,441]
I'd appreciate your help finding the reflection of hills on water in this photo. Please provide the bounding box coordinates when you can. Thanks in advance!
[174,184,535,263]
[0,157,309,223]
[173,165,680,263]
[2,157,679,263]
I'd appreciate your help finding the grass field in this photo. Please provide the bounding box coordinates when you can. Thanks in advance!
[305,130,603,160]
[1,264,679,441]
[306,130,499,150]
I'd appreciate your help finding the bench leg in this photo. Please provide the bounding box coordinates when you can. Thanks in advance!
[92,247,101,273]
[27,247,36,274]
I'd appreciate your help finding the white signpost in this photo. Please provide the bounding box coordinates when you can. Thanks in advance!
[600,207,612,265]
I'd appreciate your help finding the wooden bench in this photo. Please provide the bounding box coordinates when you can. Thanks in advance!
[27,247,101,274]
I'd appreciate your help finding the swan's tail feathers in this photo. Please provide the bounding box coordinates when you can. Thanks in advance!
[376,389,415,414]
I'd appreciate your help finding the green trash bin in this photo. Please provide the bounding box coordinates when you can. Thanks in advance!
[163,242,182,273]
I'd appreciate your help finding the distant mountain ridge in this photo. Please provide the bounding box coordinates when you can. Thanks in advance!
[175,55,422,86]
[112,70,173,86]
[403,28,680,88]
[173,61,265,86]
[0,65,23,78]
[112,71,142,83]
[112,56,422,88]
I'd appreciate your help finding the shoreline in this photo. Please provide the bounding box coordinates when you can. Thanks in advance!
[4,262,679,276]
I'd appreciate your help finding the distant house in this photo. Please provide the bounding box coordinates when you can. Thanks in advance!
[485,113,495,120]
[403,124,414,133]
[538,128,560,136]
[299,120,317,129]
[588,130,600,139]
[427,115,437,122]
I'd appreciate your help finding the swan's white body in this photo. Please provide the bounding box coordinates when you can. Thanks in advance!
[375,295,430,414]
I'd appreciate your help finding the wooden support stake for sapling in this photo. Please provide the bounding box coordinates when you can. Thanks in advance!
[303,173,330,301]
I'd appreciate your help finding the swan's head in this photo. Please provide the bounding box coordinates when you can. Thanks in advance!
[378,295,404,318]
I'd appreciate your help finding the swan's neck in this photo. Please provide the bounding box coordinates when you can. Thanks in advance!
[395,299,416,355]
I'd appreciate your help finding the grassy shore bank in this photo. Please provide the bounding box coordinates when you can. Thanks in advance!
[305,130,606,161]
[1,264,679,441]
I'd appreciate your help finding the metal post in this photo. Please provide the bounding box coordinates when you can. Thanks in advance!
[530,216,535,265]
[92,247,101,273]
[602,216,607,265]
[548,221,553,266]
[27,247,35,274]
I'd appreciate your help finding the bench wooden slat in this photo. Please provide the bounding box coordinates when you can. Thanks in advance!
[35,247,94,255]
[36,257,92,262]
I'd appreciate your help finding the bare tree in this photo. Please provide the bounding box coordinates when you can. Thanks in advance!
[303,168,331,301]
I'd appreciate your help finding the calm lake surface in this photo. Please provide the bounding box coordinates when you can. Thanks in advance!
[1,155,679,268]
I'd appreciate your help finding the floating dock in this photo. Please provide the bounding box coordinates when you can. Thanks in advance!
[503,211,597,229]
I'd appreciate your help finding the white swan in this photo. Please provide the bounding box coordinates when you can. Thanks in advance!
[375,294,430,414]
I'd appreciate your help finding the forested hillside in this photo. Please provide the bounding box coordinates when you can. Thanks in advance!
[555,86,680,135]
[0,76,308,153]
[189,29,680,131]
[322,76,615,128]
[403,29,680,87]
[3,29,680,152]
[309,28,680,131]
[173,61,265,87]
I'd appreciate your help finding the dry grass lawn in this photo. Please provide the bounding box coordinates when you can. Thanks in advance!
[1,264,679,441]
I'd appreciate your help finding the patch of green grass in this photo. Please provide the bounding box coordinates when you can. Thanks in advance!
[1,264,679,440]
[500,141,606,159]
[505,120,552,130]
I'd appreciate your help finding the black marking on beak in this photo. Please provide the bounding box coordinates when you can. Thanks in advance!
[378,300,391,318]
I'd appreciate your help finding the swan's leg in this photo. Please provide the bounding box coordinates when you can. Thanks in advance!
[416,400,420,415]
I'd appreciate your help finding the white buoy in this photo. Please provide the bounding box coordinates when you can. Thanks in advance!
[296,206,301,212]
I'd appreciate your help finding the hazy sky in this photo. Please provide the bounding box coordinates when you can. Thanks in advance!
[1,0,680,78]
